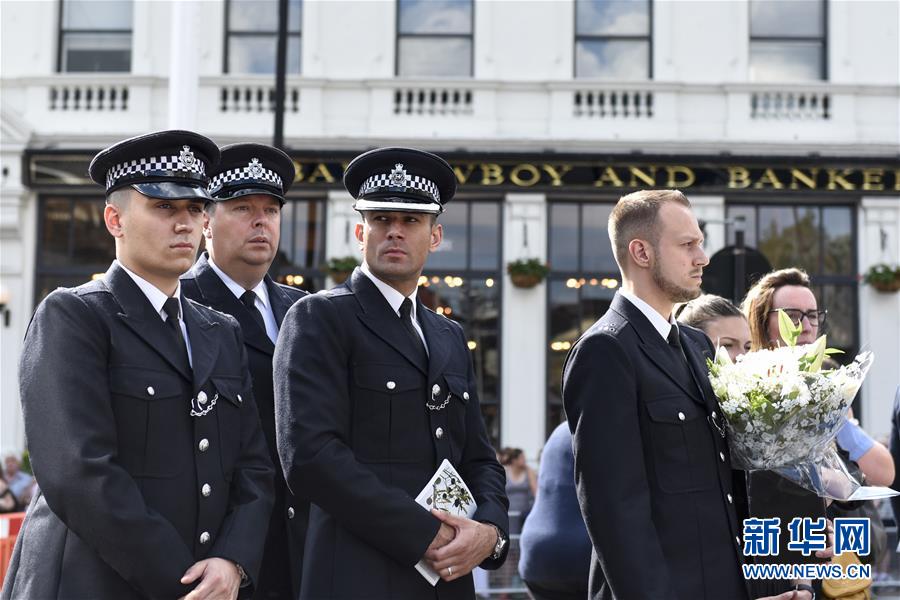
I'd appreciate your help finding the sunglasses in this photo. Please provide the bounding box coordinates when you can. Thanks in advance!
[768,308,827,327]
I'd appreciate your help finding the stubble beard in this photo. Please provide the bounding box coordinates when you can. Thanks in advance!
[651,259,701,304]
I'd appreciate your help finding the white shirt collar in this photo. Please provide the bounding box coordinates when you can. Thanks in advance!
[118,260,182,321]
[619,290,676,341]
[208,257,271,310]
[360,262,418,320]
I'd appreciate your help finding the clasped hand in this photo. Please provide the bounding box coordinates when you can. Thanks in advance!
[422,509,497,582]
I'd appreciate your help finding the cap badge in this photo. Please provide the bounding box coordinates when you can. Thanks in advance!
[249,157,264,178]
[179,145,196,167]
[389,163,408,188]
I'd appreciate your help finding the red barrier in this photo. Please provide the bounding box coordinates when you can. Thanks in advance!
[0,512,25,589]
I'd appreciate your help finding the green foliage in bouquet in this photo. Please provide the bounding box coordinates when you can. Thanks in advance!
[775,309,842,372]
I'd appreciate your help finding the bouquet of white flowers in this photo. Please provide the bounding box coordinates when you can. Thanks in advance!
[707,310,883,500]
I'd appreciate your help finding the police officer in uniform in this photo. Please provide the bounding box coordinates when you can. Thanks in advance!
[274,147,510,600]
[182,143,308,599]
[2,131,274,600]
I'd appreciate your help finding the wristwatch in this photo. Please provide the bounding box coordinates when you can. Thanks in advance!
[489,525,508,560]
[794,583,815,599]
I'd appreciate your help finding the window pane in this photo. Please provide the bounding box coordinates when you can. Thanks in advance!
[549,204,579,271]
[62,33,131,72]
[581,204,616,273]
[547,280,580,421]
[576,0,649,36]
[750,0,823,37]
[822,207,853,275]
[228,35,301,74]
[41,199,72,266]
[749,42,823,81]
[398,37,472,77]
[576,40,649,79]
[430,204,468,270]
[815,284,855,352]
[63,0,132,30]
[282,200,323,269]
[229,0,302,32]
[399,0,472,35]
[72,199,115,265]
[757,205,820,272]
[470,203,500,270]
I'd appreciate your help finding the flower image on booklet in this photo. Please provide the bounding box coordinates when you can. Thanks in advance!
[414,459,478,586]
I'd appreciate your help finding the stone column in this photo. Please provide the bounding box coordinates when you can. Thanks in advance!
[858,197,900,438]
[500,193,547,462]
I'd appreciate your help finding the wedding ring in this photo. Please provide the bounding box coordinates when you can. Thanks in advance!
[447,566,453,576]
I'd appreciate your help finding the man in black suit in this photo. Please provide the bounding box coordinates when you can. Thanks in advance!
[182,142,308,599]
[563,190,809,600]
[274,147,509,599]
[2,131,274,600]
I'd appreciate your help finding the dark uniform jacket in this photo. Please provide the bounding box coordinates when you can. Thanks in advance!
[563,293,749,600]
[2,261,274,600]
[273,268,509,600]
[182,252,308,599]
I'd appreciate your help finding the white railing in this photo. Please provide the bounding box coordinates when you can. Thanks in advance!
[2,74,897,152]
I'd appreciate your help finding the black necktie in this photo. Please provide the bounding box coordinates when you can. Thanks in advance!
[240,290,268,333]
[668,324,703,397]
[163,297,190,370]
[667,324,684,354]
[399,298,427,363]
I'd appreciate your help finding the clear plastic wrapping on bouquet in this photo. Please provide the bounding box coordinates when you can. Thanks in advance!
[711,348,877,501]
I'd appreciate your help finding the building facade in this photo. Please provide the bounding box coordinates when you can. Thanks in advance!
[2,0,899,464]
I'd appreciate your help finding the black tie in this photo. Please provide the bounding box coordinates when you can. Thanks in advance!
[240,290,267,333]
[667,324,683,353]
[399,298,427,363]
[163,297,190,370]
[669,324,703,396]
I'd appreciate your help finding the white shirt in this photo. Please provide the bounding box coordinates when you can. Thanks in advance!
[619,289,677,342]
[208,258,279,344]
[360,262,428,353]
[118,260,193,366]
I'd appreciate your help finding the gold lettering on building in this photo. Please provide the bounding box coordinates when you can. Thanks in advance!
[895,170,900,191]
[542,164,573,186]
[480,164,504,185]
[826,168,855,191]
[789,168,819,190]
[453,164,477,185]
[727,167,751,189]
[628,166,657,187]
[291,160,303,182]
[306,163,335,184]
[665,166,695,188]
[594,167,624,187]
[510,164,541,187]
[862,168,885,191]
[753,168,785,189]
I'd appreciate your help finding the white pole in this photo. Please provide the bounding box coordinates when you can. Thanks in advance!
[168,0,199,129]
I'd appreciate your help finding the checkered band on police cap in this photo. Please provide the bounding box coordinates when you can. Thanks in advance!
[358,165,440,204]
[209,159,283,196]
[104,145,208,189]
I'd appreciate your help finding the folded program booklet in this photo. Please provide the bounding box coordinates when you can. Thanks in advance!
[414,459,478,586]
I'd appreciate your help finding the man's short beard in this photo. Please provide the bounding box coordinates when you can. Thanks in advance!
[651,255,701,304]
